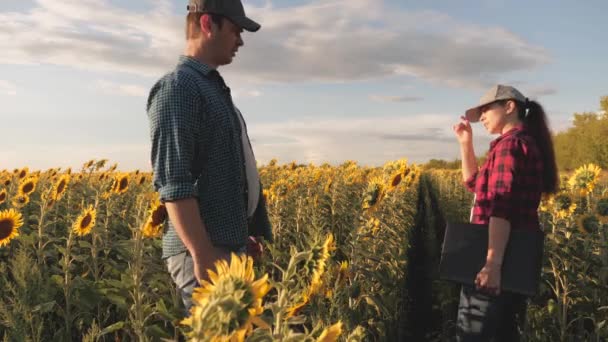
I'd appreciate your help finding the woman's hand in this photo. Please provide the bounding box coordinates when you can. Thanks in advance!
[475,262,502,296]
[453,115,473,145]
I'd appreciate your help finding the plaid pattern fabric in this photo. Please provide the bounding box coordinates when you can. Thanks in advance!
[147,56,266,259]
[464,125,544,230]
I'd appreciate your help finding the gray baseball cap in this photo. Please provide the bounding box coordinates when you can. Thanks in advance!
[187,0,261,32]
[465,85,527,122]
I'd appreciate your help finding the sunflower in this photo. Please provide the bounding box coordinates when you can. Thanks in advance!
[324,178,333,193]
[51,174,70,201]
[362,176,385,210]
[0,189,6,205]
[83,160,95,169]
[568,164,602,196]
[388,171,403,191]
[286,294,310,318]
[18,167,29,179]
[596,197,608,224]
[317,322,343,342]
[553,193,577,219]
[182,253,271,341]
[113,173,129,194]
[269,179,290,198]
[11,194,30,208]
[138,175,147,185]
[308,234,336,297]
[2,178,10,187]
[0,209,24,247]
[18,175,39,196]
[73,205,96,236]
[575,214,599,234]
[141,199,167,238]
[141,218,163,238]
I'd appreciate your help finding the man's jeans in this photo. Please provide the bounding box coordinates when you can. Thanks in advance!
[165,247,247,315]
[456,285,528,341]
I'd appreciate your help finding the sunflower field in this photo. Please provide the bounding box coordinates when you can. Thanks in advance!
[0,158,606,341]
[421,165,608,341]
[0,159,420,341]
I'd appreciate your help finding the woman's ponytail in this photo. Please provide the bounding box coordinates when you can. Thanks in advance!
[518,100,559,194]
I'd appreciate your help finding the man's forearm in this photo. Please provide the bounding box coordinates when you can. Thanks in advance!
[486,216,511,266]
[164,197,213,260]
[460,142,478,182]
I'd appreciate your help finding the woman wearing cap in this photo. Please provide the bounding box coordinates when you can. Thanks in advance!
[452,85,558,341]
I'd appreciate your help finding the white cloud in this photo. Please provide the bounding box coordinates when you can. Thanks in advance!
[232,88,263,99]
[0,0,550,88]
[248,114,494,165]
[0,80,17,96]
[96,80,148,97]
[525,85,558,98]
[369,94,423,103]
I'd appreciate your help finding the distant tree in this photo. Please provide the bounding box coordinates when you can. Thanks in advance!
[554,96,608,170]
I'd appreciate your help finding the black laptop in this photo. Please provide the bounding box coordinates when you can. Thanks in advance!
[439,222,544,297]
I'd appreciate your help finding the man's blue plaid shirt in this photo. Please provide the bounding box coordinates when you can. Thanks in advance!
[147,56,271,259]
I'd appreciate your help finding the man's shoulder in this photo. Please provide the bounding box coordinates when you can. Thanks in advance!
[147,66,206,107]
[154,66,205,92]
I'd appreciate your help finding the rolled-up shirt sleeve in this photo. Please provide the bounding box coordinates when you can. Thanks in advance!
[147,75,201,202]
[463,171,478,193]
[487,139,522,221]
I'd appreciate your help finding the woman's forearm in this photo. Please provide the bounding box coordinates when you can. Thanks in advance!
[460,142,478,181]
[486,216,511,266]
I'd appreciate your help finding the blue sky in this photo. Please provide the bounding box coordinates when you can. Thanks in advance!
[1,0,607,170]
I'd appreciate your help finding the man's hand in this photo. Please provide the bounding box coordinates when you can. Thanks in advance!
[192,247,231,283]
[247,236,264,261]
[475,262,502,296]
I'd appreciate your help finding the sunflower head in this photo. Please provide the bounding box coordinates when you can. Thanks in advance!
[141,218,163,238]
[73,205,97,236]
[0,189,7,204]
[0,209,24,247]
[569,164,602,195]
[149,200,167,226]
[84,160,94,169]
[324,178,333,193]
[52,174,70,201]
[2,178,10,187]
[576,214,600,234]
[18,167,29,179]
[595,197,608,225]
[12,194,30,208]
[286,294,310,318]
[18,175,38,196]
[113,174,129,194]
[138,175,147,185]
[183,253,271,340]
[389,172,403,190]
[553,193,577,219]
[362,176,384,210]
[269,179,290,198]
[596,197,608,218]
[317,322,343,342]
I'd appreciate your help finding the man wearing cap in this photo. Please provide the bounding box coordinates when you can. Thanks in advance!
[146,0,272,313]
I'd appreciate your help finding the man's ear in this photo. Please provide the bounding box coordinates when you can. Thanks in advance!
[200,14,214,36]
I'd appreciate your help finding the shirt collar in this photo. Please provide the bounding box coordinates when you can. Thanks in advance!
[178,55,218,78]
[489,124,525,150]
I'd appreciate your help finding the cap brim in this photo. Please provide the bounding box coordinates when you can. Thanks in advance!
[231,16,261,32]
[465,106,481,123]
